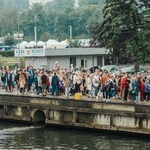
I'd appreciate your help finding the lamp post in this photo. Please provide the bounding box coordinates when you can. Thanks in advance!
[34,14,38,48]
[68,26,72,40]
[14,31,24,68]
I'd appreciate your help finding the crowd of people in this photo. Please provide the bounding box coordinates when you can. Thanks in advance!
[0,62,150,103]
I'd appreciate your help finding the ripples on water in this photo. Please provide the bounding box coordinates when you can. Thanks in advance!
[0,122,150,150]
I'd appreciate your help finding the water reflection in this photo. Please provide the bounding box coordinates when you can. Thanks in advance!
[0,122,150,150]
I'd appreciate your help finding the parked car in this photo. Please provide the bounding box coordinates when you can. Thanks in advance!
[87,66,100,73]
[120,66,149,74]
[101,65,120,74]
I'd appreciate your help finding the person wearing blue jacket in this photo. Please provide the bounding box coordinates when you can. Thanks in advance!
[145,75,150,101]
[51,72,59,96]
[6,69,13,92]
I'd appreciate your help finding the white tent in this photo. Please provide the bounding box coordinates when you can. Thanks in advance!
[37,41,45,46]
[29,41,36,46]
[60,40,69,48]
[46,39,66,49]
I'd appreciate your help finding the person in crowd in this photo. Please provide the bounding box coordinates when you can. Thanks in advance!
[73,72,82,94]
[121,73,130,101]
[101,72,109,101]
[19,72,26,94]
[110,75,116,98]
[93,69,101,98]
[63,72,70,98]
[70,72,75,95]
[105,75,113,101]
[140,77,145,101]
[33,71,39,94]
[41,71,47,96]
[114,74,120,99]
[1,64,150,104]
[58,71,65,96]
[86,74,92,98]
[45,71,51,94]
[134,75,141,102]
[51,72,59,96]
[128,77,136,100]
[145,75,150,101]
[5,69,13,92]
[0,70,2,85]
[26,72,32,92]
[26,63,33,73]
[37,71,42,95]
[1,69,6,89]
[81,72,86,95]
[14,69,20,93]
[53,62,60,74]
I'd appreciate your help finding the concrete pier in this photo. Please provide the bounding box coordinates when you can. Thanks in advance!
[0,93,150,135]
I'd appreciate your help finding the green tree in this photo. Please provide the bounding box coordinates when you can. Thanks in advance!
[73,5,103,37]
[93,0,150,71]
[20,3,48,41]
[68,39,82,48]
[0,8,18,37]
[0,0,5,8]
[45,0,75,12]
[4,35,15,46]
[39,31,54,42]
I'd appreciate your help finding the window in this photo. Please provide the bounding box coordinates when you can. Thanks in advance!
[70,57,76,67]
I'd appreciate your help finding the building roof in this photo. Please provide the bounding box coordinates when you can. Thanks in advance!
[46,48,108,56]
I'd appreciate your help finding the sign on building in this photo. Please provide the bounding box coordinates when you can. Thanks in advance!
[14,48,45,57]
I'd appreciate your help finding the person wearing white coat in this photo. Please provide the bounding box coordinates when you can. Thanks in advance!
[86,74,92,98]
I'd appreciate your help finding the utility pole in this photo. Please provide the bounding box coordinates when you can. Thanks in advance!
[34,14,38,48]
[68,26,72,40]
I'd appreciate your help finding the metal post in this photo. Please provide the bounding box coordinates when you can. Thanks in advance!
[69,26,72,39]
[34,26,37,47]
[17,16,20,68]
[34,14,37,48]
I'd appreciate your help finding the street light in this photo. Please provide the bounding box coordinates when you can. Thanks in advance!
[34,14,38,48]
[14,31,24,68]
[68,26,72,40]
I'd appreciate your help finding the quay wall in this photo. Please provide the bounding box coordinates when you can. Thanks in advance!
[0,94,150,134]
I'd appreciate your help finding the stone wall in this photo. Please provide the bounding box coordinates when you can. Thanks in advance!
[0,94,150,134]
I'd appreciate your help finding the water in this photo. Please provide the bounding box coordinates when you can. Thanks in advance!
[0,122,150,150]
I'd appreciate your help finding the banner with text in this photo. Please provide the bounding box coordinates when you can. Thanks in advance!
[14,48,45,57]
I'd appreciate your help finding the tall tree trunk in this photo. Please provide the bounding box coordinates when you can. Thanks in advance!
[134,59,139,74]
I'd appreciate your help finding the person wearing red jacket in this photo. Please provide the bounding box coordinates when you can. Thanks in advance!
[120,73,130,101]
[141,77,145,101]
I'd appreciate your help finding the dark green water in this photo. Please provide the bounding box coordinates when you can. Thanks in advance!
[0,122,150,150]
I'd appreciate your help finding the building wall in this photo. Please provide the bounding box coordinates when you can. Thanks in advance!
[25,55,104,70]
[47,56,70,71]
[25,57,47,69]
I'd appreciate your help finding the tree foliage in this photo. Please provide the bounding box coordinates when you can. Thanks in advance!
[4,35,15,46]
[0,1,104,42]
[67,39,82,48]
[93,0,150,68]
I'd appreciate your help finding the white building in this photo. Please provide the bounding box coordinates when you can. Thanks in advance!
[15,47,108,70]
[14,40,108,70]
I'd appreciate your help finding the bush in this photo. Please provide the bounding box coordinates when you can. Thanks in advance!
[0,50,14,57]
